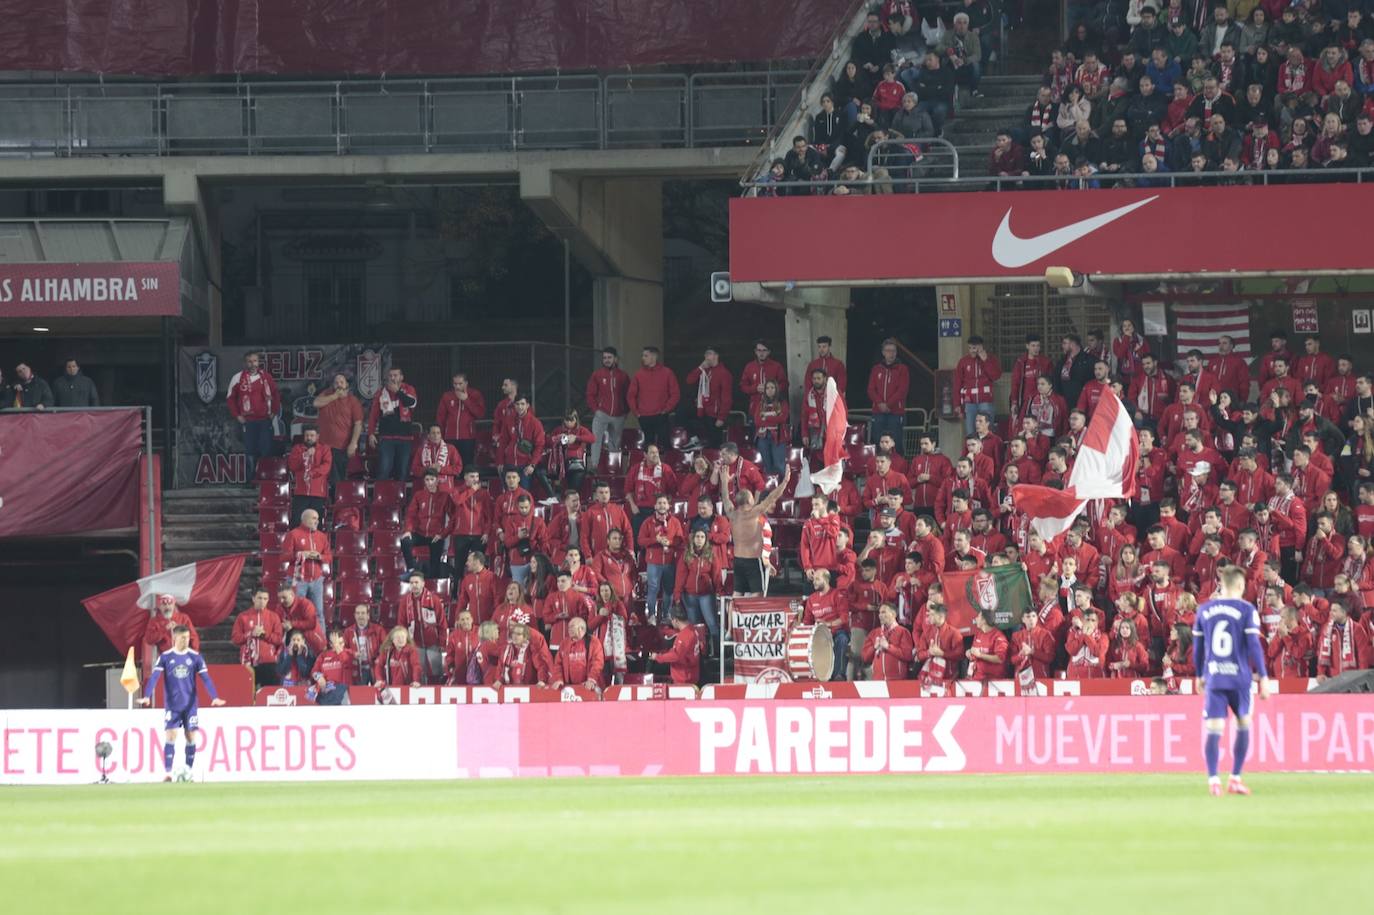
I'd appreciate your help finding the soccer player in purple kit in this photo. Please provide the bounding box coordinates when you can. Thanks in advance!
[138,625,226,782]
[1193,566,1271,796]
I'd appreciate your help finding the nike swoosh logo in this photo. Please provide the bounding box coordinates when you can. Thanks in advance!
[991,195,1159,268]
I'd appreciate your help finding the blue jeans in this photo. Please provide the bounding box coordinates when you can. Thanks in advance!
[963,402,994,436]
[682,593,720,638]
[756,432,788,477]
[242,419,274,480]
[916,100,950,134]
[294,577,326,631]
[377,438,412,481]
[869,412,904,450]
[830,628,851,682]
[645,562,675,622]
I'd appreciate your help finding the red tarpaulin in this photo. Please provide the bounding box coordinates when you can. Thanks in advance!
[0,410,142,538]
[0,1,853,77]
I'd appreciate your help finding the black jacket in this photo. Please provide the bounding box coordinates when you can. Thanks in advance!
[7,376,54,409]
[52,372,99,408]
[1055,351,1095,410]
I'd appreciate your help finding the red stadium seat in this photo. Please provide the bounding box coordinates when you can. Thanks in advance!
[736,445,761,465]
[847,444,875,478]
[672,500,691,521]
[260,573,286,595]
[433,578,452,598]
[337,579,374,607]
[331,505,364,532]
[771,522,802,549]
[256,481,289,508]
[257,508,289,533]
[369,507,402,532]
[335,530,368,556]
[670,427,690,449]
[334,480,368,507]
[379,577,407,604]
[254,457,288,482]
[258,531,284,552]
[598,450,624,475]
[786,447,805,466]
[620,428,645,449]
[602,478,627,501]
[372,480,408,507]
[845,423,866,446]
[372,551,408,579]
[372,531,404,555]
[335,555,371,580]
[378,601,400,628]
[258,553,292,578]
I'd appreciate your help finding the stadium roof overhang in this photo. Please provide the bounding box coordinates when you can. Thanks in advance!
[729,183,1374,288]
[0,217,206,337]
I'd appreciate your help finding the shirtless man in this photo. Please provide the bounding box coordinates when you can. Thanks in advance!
[721,465,791,596]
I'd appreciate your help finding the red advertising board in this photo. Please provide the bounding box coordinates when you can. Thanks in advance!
[0,262,180,317]
[729,185,1374,284]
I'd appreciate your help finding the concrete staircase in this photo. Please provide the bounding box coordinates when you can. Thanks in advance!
[162,487,260,664]
[945,74,1042,177]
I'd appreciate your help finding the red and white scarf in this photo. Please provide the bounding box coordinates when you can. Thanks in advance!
[1320,620,1356,671]
[501,640,530,684]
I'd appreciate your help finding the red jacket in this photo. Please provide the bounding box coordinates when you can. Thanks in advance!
[653,625,701,684]
[1066,628,1108,679]
[740,358,788,414]
[755,396,790,438]
[287,443,332,498]
[802,588,849,632]
[1267,625,1313,679]
[580,502,633,557]
[915,620,964,680]
[375,643,424,686]
[1107,639,1150,678]
[501,511,547,565]
[846,578,892,631]
[861,623,914,679]
[498,411,546,468]
[541,589,592,646]
[344,621,387,682]
[405,488,456,538]
[907,453,953,507]
[591,548,638,603]
[863,469,913,512]
[805,354,848,393]
[435,388,487,440]
[546,425,594,466]
[628,364,680,416]
[954,353,1002,407]
[449,484,493,537]
[227,369,279,422]
[145,610,201,655]
[396,589,448,654]
[552,635,605,687]
[1267,492,1308,549]
[800,514,843,572]
[1127,371,1173,419]
[867,361,910,413]
[455,569,501,625]
[230,607,283,666]
[1012,625,1057,678]
[444,627,482,685]
[1111,333,1150,377]
[586,367,630,417]
[410,439,463,488]
[686,364,734,422]
[367,384,418,438]
[279,596,325,653]
[968,626,1010,680]
[638,511,685,566]
[281,526,332,581]
[674,552,719,599]
[1207,352,1251,398]
[627,460,679,510]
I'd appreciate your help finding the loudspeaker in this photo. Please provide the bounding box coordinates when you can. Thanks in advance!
[1308,669,1374,693]
[710,271,732,303]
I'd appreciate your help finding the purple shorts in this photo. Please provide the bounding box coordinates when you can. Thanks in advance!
[164,706,200,732]
[1203,687,1251,721]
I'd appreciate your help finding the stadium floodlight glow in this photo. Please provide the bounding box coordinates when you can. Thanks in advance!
[1044,267,1081,289]
[32,326,50,332]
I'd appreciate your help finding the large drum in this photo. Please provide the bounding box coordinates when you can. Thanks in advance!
[786,623,834,681]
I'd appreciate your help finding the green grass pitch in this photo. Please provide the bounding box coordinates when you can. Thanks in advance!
[2,774,1370,913]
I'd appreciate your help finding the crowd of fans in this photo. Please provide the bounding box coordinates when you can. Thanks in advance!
[2,359,101,409]
[998,1,1374,183]
[199,321,1374,699]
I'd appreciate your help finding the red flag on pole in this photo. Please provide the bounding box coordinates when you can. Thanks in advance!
[81,553,250,653]
[1012,389,1138,542]
[809,377,848,494]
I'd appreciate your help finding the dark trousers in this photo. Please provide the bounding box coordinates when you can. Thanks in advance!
[377,438,412,481]
[329,447,349,482]
[242,419,274,480]
[733,556,765,595]
[290,495,326,528]
[1280,546,1298,585]
[402,533,449,580]
[695,415,724,448]
[450,535,484,574]
[639,414,672,450]
[251,662,279,687]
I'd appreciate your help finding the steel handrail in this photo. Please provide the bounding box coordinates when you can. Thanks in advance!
[740,164,1374,190]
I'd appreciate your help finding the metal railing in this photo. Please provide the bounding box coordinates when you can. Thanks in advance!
[741,164,1374,193]
[0,72,808,157]
[742,136,961,193]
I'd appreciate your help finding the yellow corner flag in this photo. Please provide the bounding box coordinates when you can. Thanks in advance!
[120,647,140,695]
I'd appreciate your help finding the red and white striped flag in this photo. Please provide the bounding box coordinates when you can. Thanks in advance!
[808,377,848,494]
[1012,389,1138,542]
[82,554,250,652]
[1173,303,1251,358]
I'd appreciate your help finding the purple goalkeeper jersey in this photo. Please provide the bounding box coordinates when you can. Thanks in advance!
[1192,597,1267,690]
[145,648,217,710]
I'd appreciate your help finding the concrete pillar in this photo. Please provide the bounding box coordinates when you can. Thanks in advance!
[782,287,849,417]
[163,168,222,345]
[935,283,973,457]
[521,168,664,358]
